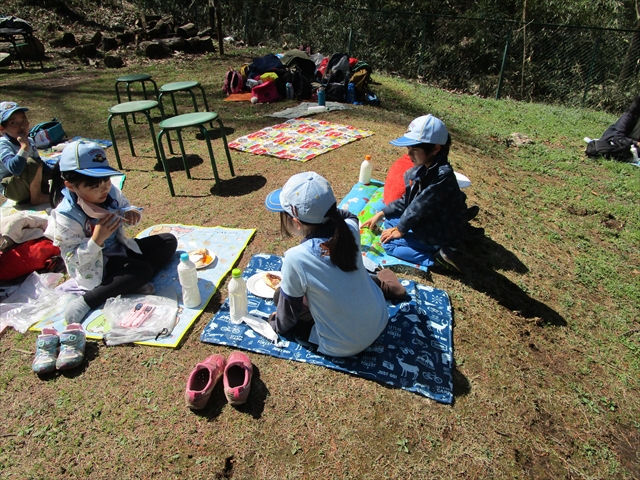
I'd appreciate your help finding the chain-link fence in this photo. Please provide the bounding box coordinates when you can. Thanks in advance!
[140,0,640,112]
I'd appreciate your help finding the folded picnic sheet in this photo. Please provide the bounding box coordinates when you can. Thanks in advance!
[227,118,374,162]
[30,224,256,348]
[268,101,351,119]
[200,253,454,404]
[338,180,434,272]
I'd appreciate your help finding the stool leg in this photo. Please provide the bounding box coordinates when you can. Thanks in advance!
[196,85,215,129]
[126,82,138,124]
[122,115,137,157]
[141,81,149,100]
[170,93,179,117]
[202,125,221,193]
[175,130,190,179]
[107,114,123,170]
[115,81,122,105]
[188,89,199,112]
[157,131,175,197]
[150,79,159,98]
[144,110,162,169]
[157,95,176,155]
[215,118,235,177]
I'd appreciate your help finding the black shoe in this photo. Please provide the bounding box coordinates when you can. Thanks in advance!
[467,205,480,221]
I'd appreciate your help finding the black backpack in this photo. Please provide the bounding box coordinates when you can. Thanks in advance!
[585,138,633,161]
[322,52,350,84]
[278,68,312,100]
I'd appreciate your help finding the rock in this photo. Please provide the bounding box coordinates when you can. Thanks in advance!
[116,31,135,45]
[70,43,97,58]
[136,41,169,59]
[79,31,102,45]
[177,23,198,38]
[510,132,534,146]
[104,55,124,68]
[102,36,119,51]
[20,37,45,59]
[188,35,215,53]
[161,37,188,51]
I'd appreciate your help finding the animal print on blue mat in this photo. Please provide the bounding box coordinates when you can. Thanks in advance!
[200,253,454,404]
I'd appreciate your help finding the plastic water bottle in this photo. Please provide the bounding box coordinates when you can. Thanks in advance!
[228,268,248,324]
[317,87,326,106]
[359,154,373,185]
[631,144,639,163]
[286,82,294,100]
[177,253,201,308]
[347,82,355,104]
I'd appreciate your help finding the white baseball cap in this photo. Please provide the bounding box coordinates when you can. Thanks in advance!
[390,114,449,146]
[265,172,336,224]
[59,140,121,177]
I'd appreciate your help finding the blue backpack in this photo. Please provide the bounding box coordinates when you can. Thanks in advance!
[29,119,66,148]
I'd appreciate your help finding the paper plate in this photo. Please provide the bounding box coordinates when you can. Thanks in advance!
[247,271,281,298]
[454,171,472,188]
[188,249,216,269]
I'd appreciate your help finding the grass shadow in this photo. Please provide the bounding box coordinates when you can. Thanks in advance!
[209,175,267,197]
[155,153,204,173]
[442,235,566,326]
[195,126,236,141]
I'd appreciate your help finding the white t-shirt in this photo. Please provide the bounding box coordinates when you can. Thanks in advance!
[280,217,388,357]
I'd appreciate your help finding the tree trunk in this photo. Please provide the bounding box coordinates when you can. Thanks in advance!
[619,0,640,84]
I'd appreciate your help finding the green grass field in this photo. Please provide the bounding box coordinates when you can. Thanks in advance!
[0,51,638,479]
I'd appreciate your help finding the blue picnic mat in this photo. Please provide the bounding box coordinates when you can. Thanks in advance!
[338,180,433,272]
[41,137,113,164]
[200,253,454,404]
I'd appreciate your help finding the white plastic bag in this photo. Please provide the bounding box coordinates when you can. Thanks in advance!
[103,290,178,346]
[0,272,74,333]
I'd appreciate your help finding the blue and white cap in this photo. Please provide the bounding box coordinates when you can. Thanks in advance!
[265,172,337,224]
[59,140,121,178]
[390,114,449,146]
[0,101,29,123]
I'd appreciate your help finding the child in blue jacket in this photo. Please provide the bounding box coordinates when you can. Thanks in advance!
[362,115,469,272]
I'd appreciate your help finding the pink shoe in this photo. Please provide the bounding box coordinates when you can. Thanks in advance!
[185,354,226,410]
[223,351,253,405]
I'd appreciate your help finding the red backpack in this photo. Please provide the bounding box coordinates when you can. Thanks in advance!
[223,68,244,95]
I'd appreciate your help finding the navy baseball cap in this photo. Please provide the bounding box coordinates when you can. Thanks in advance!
[59,140,121,178]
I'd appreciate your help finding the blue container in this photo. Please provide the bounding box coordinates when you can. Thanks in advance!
[317,88,326,106]
[347,82,355,104]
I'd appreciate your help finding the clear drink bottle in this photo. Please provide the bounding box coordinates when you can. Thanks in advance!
[228,268,248,324]
[177,253,201,308]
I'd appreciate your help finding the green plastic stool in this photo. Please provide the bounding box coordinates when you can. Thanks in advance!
[115,74,159,123]
[107,100,161,170]
[156,112,235,196]
[158,81,213,153]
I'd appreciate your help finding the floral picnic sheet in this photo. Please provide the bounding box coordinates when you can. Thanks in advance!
[227,118,374,162]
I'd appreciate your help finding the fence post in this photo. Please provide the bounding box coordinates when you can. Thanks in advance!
[496,32,511,100]
[418,15,427,77]
[297,1,301,45]
[243,2,249,44]
[347,28,353,57]
[582,32,602,107]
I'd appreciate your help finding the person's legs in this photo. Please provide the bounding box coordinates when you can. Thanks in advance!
[28,161,49,205]
[272,287,314,341]
[370,269,406,300]
[131,233,178,275]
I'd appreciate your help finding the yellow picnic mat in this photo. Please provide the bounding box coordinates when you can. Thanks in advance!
[29,224,256,348]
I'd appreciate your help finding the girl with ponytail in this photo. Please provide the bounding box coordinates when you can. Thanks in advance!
[264,172,405,357]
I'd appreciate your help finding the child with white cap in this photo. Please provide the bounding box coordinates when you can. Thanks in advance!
[264,171,405,357]
[0,101,51,205]
[44,140,177,324]
[361,114,470,272]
